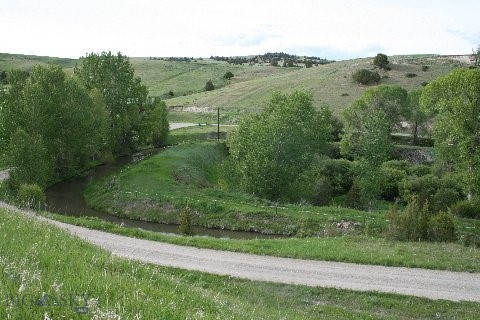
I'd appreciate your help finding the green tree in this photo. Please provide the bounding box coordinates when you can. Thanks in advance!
[7,128,53,189]
[227,91,332,201]
[1,65,108,185]
[373,53,389,69]
[420,68,480,199]
[223,71,234,80]
[404,89,432,145]
[74,52,148,155]
[341,86,407,204]
[205,79,215,91]
[150,100,170,147]
[341,85,408,158]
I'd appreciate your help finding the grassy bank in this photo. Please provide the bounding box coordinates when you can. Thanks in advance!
[84,141,388,236]
[1,208,479,319]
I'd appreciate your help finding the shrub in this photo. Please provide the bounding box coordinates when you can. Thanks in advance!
[399,174,440,204]
[352,69,380,85]
[373,53,389,69]
[380,167,407,201]
[422,66,429,72]
[450,199,480,219]
[178,206,194,235]
[313,177,333,206]
[388,197,455,242]
[17,183,46,209]
[430,211,456,242]
[382,160,410,173]
[408,164,431,177]
[168,90,174,97]
[341,93,349,96]
[317,159,353,195]
[421,81,429,87]
[431,187,462,213]
[345,180,366,210]
[205,80,215,91]
[405,73,417,78]
[223,71,234,80]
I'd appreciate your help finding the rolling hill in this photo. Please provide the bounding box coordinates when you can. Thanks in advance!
[0,52,472,123]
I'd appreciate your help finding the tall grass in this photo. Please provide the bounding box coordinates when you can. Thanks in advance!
[1,208,479,319]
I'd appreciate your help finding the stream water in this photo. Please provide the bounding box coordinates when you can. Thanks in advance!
[46,151,283,239]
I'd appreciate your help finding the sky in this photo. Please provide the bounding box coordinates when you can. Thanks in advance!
[1,0,479,60]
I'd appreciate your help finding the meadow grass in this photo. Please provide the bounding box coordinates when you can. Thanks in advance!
[2,208,479,319]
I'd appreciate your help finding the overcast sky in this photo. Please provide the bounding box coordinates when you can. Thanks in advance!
[2,0,479,60]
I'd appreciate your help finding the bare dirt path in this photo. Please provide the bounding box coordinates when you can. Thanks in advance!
[0,200,479,302]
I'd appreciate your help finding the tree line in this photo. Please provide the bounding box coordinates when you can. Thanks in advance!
[0,52,169,194]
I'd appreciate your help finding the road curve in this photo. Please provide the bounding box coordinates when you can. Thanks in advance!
[1,202,479,302]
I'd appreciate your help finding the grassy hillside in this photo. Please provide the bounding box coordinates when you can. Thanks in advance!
[0,53,76,71]
[0,52,468,123]
[164,55,465,122]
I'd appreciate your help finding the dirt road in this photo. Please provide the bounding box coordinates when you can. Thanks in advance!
[1,201,479,303]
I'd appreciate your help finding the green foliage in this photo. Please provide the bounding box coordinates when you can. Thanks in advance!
[345,180,366,210]
[75,51,148,154]
[405,73,417,78]
[223,71,234,80]
[205,79,215,91]
[388,197,456,242]
[430,211,456,242]
[0,65,108,185]
[373,53,389,69]
[179,206,194,235]
[474,45,480,67]
[422,65,430,72]
[352,69,380,85]
[431,187,462,214]
[148,100,170,147]
[399,174,440,204]
[341,85,408,159]
[408,164,431,177]
[7,128,53,189]
[17,183,46,209]
[420,68,480,198]
[227,91,332,201]
[316,158,353,195]
[450,199,480,219]
[405,89,431,145]
[380,167,407,201]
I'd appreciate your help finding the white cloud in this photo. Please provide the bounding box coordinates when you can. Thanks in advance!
[1,0,479,59]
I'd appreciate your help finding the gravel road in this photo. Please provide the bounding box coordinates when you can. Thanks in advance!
[1,201,479,302]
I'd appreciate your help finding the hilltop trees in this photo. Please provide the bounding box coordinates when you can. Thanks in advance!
[227,91,332,201]
[74,51,148,155]
[420,68,480,199]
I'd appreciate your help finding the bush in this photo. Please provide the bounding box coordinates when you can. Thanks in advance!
[408,164,431,177]
[313,177,333,206]
[405,73,417,78]
[431,187,462,213]
[205,80,215,91]
[380,167,407,201]
[450,199,480,219]
[352,69,380,85]
[422,66,429,72]
[399,174,440,204]
[317,159,353,195]
[178,206,194,235]
[345,180,366,210]
[373,53,389,69]
[430,211,456,242]
[388,197,456,242]
[421,81,429,87]
[223,71,234,80]
[17,183,46,209]
[382,160,410,173]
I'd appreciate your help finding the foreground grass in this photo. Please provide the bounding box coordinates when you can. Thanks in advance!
[1,208,479,319]
[42,212,480,273]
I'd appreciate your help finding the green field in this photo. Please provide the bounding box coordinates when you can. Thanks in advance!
[2,208,480,319]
